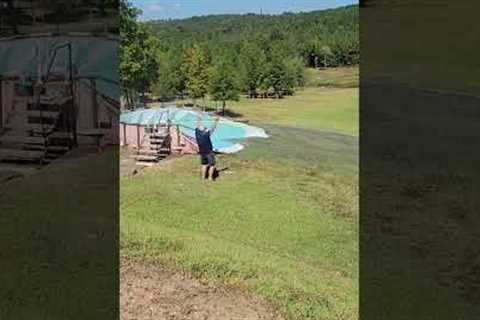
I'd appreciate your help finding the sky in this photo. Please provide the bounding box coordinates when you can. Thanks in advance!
[132,0,358,21]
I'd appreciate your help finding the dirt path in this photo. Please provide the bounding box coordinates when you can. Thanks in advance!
[121,260,284,320]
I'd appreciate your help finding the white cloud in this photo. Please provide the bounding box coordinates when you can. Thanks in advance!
[146,3,165,12]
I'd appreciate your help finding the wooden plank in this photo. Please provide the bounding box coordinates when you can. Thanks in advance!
[0,149,44,161]
[25,123,55,131]
[176,125,180,146]
[49,132,74,139]
[136,161,155,167]
[91,79,99,128]
[23,145,46,151]
[27,110,59,118]
[150,146,170,152]
[5,123,54,133]
[123,124,127,146]
[150,133,168,138]
[46,146,70,153]
[136,125,140,149]
[77,129,104,136]
[134,155,159,162]
[137,149,159,155]
[0,135,45,144]
[0,80,3,129]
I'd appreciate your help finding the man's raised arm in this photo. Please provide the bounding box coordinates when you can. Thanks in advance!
[196,115,202,129]
[210,116,220,133]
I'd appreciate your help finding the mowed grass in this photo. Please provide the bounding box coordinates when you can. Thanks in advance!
[162,66,359,136]
[363,1,480,95]
[121,154,358,319]
[122,68,359,319]
[225,87,358,136]
[304,67,359,89]
[0,149,118,320]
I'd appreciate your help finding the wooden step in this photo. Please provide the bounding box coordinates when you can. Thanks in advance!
[135,161,156,167]
[49,132,74,139]
[23,145,46,151]
[150,146,170,151]
[45,153,60,159]
[27,103,61,112]
[27,124,56,134]
[150,134,168,139]
[4,123,51,131]
[27,110,60,118]
[134,155,159,162]
[47,146,70,153]
[137,149,160,156]
[0,149,45,161]
[0,135,46,145]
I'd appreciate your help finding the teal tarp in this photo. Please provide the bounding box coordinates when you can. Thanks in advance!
[120,107,268,153]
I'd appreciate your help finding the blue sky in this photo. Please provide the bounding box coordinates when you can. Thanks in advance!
[132,0,358,21]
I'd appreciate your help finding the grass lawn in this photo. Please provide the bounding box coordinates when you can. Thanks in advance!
[224,87,358,136]
[122,68,359,319]
[159,67,359,136]
[304,67,359,89]
[363,1,480,95]
[0,149,118,320]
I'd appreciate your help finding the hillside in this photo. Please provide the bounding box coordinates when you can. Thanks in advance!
[147,5,359,68]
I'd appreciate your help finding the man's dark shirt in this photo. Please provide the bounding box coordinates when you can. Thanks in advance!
[195,128,213,155]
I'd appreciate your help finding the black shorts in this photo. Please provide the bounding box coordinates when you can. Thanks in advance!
[200,153,216,166]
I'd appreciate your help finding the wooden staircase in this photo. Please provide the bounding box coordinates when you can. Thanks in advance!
[135,127,171,166]
[0,103,72,164]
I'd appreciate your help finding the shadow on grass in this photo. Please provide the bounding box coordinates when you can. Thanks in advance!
[203,107,244,118]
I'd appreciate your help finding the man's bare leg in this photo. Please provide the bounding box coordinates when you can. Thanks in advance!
[208,165,216,181]
[201,165,208,180]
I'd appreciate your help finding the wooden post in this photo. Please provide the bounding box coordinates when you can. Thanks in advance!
[91,79,99,128]
[0,79,3,129]
[123,123,127,146]
[176,125,180,147]
[136,125,140,150]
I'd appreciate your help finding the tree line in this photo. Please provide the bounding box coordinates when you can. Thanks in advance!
[120,1,358,111]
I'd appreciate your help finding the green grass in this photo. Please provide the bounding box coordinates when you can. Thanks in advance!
[304,67,359,89]
[121,154,358,319]
[122,68,359,320]
[168,84,358,136]
[226,87,358,135]
[363,1,480,95]
[0,149,118,320]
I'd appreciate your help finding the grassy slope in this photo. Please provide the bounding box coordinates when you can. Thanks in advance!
[0,150,118,320]
[122,68,359,319]
[363,1,480,95]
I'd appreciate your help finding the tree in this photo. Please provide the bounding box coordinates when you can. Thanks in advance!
[318,45,333,68]
[154,50,186,100]
[239,40,267,98]
[181,45,210,107]
[119,0,159,108]
[284,57,305,94]
[262,45,289,98]
[209,62,240,115]
[138,4,359,99]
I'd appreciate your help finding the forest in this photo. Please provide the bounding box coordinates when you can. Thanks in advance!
[120,1,359,109]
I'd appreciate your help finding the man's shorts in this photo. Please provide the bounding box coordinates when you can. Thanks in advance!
[200,152,216,166]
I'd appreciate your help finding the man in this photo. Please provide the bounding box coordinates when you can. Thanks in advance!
[195,115,220,181]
